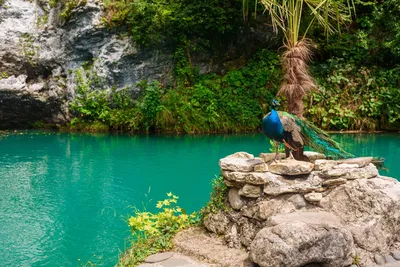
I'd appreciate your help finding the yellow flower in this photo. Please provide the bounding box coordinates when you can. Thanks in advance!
[143,224,155,233]
[156,201,163,209]
[163,199,170,206]
[128,217,137,227]
[167,192,173,197]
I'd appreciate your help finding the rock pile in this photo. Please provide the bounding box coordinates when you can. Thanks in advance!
[203,152,400,267]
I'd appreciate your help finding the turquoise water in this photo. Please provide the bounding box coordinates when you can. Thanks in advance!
[0,131,399,267]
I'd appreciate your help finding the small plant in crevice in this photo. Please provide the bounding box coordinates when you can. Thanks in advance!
[0,71,9,79]
[18,33,40,66]
[352,255,360,266]
[117,193,198,267]
[60,0,87,20]
[200,175,229,219]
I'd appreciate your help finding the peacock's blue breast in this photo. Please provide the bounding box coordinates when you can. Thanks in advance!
[262,110,284,141]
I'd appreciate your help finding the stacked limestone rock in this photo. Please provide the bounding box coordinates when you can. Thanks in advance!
[203,152,400,267]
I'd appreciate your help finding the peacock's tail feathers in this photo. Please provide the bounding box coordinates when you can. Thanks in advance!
[278,111,354,159]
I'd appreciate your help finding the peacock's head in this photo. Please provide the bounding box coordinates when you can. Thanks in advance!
[271,99,280,109]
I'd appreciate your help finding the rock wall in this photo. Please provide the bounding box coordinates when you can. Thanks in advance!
[204,152,400,267]
[0,0,272,128]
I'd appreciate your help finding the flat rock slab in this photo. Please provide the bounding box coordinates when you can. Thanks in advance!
[145,252,173,263]
[269,159,314,175]
[263,173,323,196]
[239,184,262,198]
[259,153,286,163]
[392,251,400,260]
[303,151,326,162]
[222,170,269,185]
[173,227,249,267]
[314,157,373,171]
[320,163,378,180]
[140,253,210,267]
[270,211,343,228]
[219,153,263,172]
[385,255,398,263]
[304,192,323,202]
[370,264,400,267]
[160,258,190,267]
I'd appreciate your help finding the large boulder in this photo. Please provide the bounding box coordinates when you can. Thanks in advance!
[204,152,400,267]
[250,212,354,267]
[320,177,400,267]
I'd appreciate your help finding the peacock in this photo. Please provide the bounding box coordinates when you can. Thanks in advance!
[262,99,354,161]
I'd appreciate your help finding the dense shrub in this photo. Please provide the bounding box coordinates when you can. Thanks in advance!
[306,59,400,130]
[69,50,280,133]
[69,0,400,132]
[103,0,244,49]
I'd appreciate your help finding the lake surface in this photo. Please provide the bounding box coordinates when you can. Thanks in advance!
[0,131,399,267]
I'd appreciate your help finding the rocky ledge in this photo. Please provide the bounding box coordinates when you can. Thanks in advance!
[203,152,400,267]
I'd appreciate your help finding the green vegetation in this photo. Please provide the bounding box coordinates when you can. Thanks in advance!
[102,0,243,49]
[200,176,229,218]
[117,193,198,266]
[118,177,228,266]
[269,140,284,153]
[353,255,360,265]
[36,12,49,28]
[306,60,400,130]
[18,33,39,66]
[69,50,280,133]
[60,0,87,19]
[40,0,86,20]
[244,0,354,117]
[1,72,9,79]
[303,0,400,130]
[66,0,400,132]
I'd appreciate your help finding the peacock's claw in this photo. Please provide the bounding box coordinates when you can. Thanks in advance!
[288,150,295,160]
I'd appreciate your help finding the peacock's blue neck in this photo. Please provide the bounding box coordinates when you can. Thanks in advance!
[262,108,284,141]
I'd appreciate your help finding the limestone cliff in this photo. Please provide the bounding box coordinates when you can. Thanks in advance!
[0,0,172,127]
[0,0,272,128]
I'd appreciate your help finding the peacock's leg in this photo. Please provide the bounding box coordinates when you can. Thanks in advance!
[274,141,280,162]
[288,150,295,159]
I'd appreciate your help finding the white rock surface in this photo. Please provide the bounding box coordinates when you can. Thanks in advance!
[269,159,314,175]
[250,212,354,267]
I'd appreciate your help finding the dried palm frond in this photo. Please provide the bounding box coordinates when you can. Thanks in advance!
[278,40,317,117]
[243,0,355,117]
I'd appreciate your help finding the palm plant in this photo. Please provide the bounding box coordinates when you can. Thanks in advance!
[244,0,354,117]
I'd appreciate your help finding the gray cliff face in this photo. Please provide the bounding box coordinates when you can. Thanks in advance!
[0,0,174,128]
[0,0,272,128]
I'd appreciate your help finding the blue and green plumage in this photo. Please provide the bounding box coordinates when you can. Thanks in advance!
[278,111,354,159]
[262,106,354,160]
